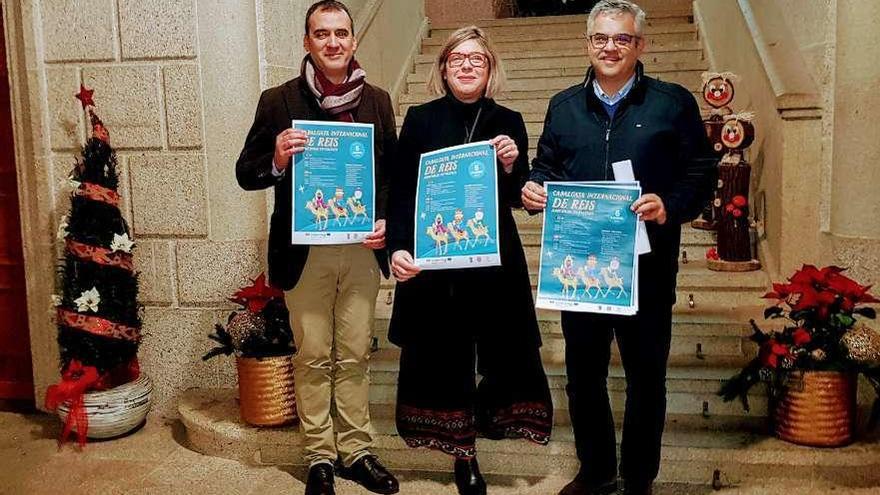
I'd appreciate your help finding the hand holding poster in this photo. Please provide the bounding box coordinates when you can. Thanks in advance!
[414,141,500,270]
[291,120,375,244]
[536,182,641,315]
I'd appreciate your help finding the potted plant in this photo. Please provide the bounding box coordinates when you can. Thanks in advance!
[203,273,297,427]
[719,265,880,447]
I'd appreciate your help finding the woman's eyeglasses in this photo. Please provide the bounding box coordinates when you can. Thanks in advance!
[446,52,489,68]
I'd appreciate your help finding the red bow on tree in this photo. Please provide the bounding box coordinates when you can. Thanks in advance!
[45,360,101,448]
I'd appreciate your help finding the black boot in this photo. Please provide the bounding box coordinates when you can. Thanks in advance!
[558,474,617,495]
[305,462,335,495]
[454,457,487,495]
[337,455,399,494]
[621,479,653,495]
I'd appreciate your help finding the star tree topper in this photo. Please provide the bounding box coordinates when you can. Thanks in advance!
[75,84,95,109]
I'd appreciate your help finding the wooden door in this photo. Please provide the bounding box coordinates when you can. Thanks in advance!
[0,5,34,401]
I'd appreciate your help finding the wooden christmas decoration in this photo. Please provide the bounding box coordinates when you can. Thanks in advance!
[703,72,737,155]
[709,111,761,272]
[703,73,736,109]
[720,116,755,151]
[693,72,737,230]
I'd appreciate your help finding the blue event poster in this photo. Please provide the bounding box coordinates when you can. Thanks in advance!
[536,182,641,315]
[291,120,375,244]
[413,141,500,270]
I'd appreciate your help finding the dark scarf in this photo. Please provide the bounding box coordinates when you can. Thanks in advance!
[446,93,486,144]
[301,54,366,122]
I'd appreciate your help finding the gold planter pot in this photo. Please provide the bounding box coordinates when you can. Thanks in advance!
[236,354,298,427]
[773,370,857,447]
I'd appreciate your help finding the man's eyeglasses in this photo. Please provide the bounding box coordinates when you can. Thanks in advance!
[587,33,640,48]
[446,52,489,68]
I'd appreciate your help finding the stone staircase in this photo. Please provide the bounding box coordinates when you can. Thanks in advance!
[179,8,880,491]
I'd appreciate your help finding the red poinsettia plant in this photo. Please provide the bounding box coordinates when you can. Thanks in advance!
[720,265,880,413]
[203,273,294,360]
[228,273,284,313]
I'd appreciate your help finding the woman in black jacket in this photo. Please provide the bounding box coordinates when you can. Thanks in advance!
[386,26,553,495]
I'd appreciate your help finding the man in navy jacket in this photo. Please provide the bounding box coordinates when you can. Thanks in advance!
[521,2,716,494]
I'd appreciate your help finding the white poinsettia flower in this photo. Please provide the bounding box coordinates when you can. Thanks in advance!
[73,287,100,313]
[67,175,81,190]
[110,232,134,253]
[56,215,69,240]
[51,294,63,307]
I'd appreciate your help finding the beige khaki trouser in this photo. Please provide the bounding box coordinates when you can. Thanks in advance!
[284,244,380,467]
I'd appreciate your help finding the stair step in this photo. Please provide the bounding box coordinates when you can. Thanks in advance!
[372,302,764,331]
[396,95,708,126]
[427,9,696,32]
[428,22,698,40]
[374,291,765,322]
[423,30,696,49]
[399,90,706,108]
[398,97,707,119]
[407,69,705,94]
[376,282,763,308]
[513,211,717,242]
[408,74,703,96]
[420,38,703,56]
[517,229,715,252]
[400,89,705,106]
[371,323,750,368]
[376,260,766,292]
[368,350,765,420]
[181,389,880,485]
[516,229,716,251]
[415,47,704,67]
[410,59,708,82]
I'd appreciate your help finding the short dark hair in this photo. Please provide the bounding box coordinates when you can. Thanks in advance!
[305,1,355,35]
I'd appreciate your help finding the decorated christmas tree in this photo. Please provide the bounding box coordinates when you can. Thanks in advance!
[45,85,145,446]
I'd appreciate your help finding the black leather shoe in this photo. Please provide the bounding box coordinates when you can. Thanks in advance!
[305,463,335,495]
[621,479,653,495]
[453,457,487,495]
[338,455,399,494]
[558,475,617,495]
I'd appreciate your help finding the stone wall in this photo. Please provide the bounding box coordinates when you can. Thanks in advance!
[9,0,423,416]
[22,0,263,415]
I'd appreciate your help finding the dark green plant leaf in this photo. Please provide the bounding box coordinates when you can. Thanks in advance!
[836,314,855,328]
[855,307,877,319]
[764,306,784,319]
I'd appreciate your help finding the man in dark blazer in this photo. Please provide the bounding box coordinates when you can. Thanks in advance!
[235,2,398,495]
[521,2,716,494]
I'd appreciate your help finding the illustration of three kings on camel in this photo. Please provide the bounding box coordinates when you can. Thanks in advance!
[552,254,628,299]
[305,187,369,230]
[426,208,491,255]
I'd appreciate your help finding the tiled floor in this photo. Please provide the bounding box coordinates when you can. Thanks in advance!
[1,411,878,495]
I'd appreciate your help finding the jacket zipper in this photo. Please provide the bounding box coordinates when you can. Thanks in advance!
[604,120,612,180]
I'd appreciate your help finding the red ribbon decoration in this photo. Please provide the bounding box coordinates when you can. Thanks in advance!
[44,358,141,448]
[45,360,100,448]
[57,308,141,342]
[75,181,120,207]
[65,238,134,272]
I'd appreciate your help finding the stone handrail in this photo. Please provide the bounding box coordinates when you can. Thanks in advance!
[734,0,821,116]
[353,0,429,107]
[354,0,383,37]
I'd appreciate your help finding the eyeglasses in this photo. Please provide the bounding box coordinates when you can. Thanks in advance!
[587,33,640,48]
[446,52,489,68]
